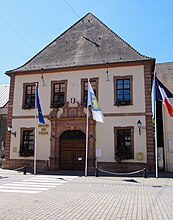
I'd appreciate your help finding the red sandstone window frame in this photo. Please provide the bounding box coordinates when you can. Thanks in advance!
[22,83,36,109]
[81,78,99,107]
[114,75,133,106]
[114,126,134,161]
[19,128,35,157]
[50,80,67,108]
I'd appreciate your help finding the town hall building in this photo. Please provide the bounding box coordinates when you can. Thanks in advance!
[3,13,155,174]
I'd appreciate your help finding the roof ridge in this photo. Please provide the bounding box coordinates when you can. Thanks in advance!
[156,61,173,65]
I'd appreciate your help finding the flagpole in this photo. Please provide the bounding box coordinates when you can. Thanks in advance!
[154,72,158,178]
[85,79,89,177]
[34,83,37,175]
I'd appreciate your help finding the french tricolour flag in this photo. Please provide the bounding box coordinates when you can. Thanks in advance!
[155,75,173,117]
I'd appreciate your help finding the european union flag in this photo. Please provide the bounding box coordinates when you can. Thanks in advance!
[36,85,45,124]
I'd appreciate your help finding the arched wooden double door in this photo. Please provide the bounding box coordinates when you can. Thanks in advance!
[60,130,86,170]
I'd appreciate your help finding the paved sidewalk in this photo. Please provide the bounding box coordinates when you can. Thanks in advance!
[0,169,173,219]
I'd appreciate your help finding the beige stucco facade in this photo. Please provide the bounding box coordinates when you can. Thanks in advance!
[4,63,153,173]
[13,65,145,116]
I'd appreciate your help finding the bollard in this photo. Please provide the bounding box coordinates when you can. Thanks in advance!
[95,167,99,177]
[143,168,147,178]
[23,166,26,175]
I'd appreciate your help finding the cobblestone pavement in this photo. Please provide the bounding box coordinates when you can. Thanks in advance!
[0,169,173,220]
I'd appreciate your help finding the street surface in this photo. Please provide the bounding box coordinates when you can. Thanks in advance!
[0,169,173,219]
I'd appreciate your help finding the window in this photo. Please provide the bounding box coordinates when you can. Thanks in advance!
[51,80,67,108]
[114,127,134,162]
[19,128,35,157]
[114,76,133,106]
[23,83,36,109]
[81,78,99,107]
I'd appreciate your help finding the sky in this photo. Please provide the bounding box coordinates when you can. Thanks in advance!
[0,0,173,83]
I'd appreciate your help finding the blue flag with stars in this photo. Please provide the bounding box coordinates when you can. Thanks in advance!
[36,85,45,124]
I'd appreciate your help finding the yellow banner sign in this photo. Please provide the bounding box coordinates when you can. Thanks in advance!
[38,124,49,135]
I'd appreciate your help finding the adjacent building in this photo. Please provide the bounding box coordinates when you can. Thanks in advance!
[155,62,173,172]
[0,84,10,161]
[3,13,155,174]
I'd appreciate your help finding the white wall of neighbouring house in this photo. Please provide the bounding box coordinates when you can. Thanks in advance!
[161,99,173,172]
[156,63,173,172]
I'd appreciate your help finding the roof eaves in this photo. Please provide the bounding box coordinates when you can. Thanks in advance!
[6,58,155,76]
[0,101,9,108]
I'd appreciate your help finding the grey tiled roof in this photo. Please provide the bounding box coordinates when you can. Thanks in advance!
[156,62,173,75]
[0,84,10,107]
[156,62,173,95]
[8,13,154,73]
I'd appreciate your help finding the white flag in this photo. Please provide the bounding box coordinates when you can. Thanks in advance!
[88,81,104,123]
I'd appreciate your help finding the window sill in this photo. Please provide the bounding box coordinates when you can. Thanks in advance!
[114,102,132,107]
[50,103,64,108]
[22,104,35,109]
[19,151,34,157]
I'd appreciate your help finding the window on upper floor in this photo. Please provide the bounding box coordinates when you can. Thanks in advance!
[114,127,134,162]
[114,76,133,107]
[51,80,67,108]
[22,83,36,109]
[19,128,35,157]
[81,78,99,107]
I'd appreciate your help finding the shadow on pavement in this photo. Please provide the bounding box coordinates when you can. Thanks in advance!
[123,179,139,183]
[0,176,9,179]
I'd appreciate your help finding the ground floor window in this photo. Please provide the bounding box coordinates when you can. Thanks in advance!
[19,128,35,157]
[114,126,134,162]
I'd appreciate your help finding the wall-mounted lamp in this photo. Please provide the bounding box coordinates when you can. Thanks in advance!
[137,120,142,135]
[7,125,16,137]
[106,62,110,81]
